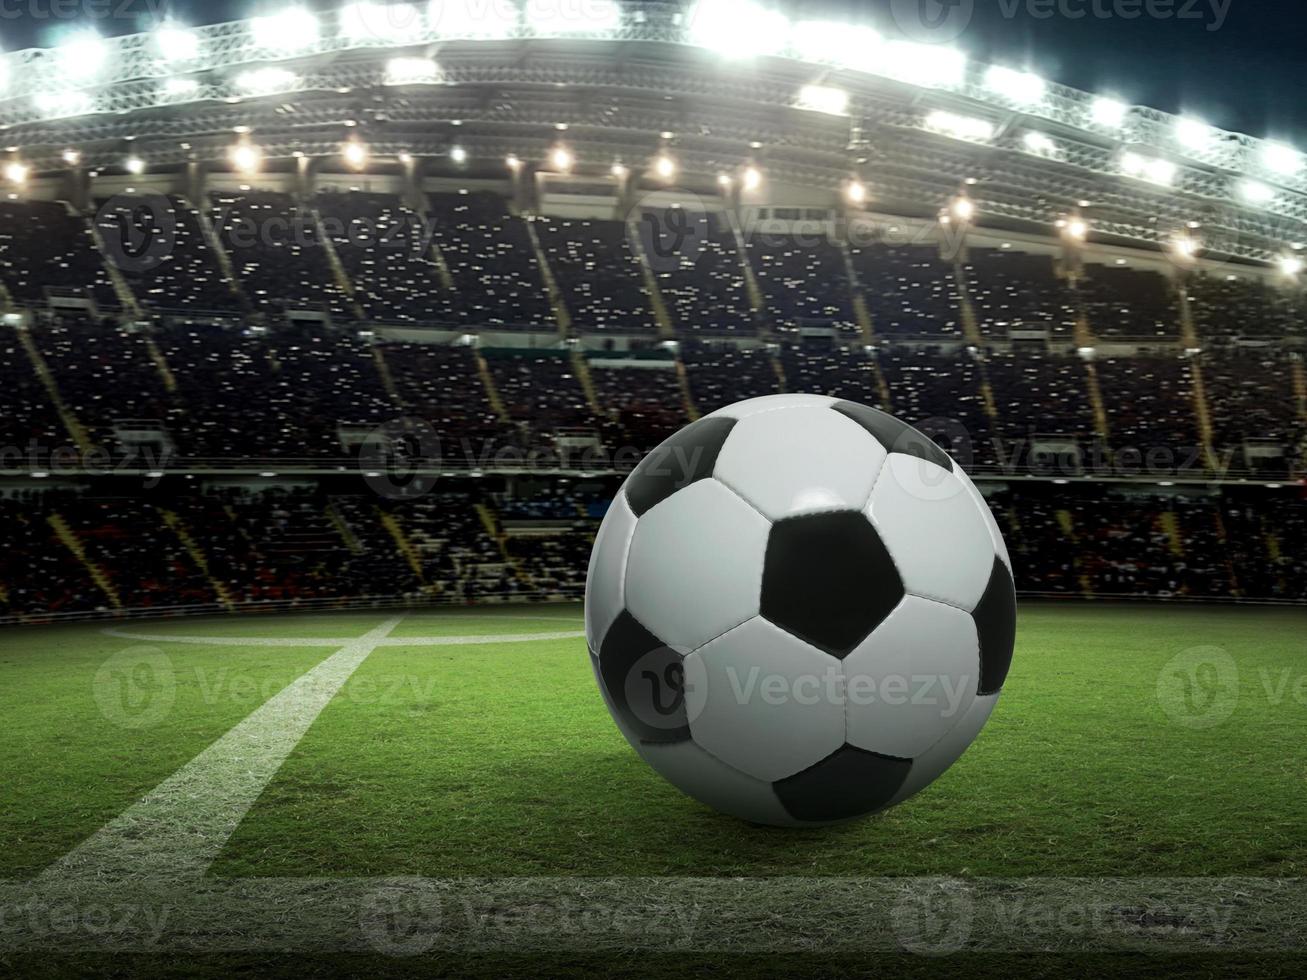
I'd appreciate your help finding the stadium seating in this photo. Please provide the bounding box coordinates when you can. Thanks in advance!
[964,248,1077,338]
[746,231,856,332]
[210,191,352,317]
[639,208,755,335]
[0,199,118,307]
[849,243,964,338]
[94,195,243,314]
[532,215,656,333]
[315,189,456,325]
[1077,262,1180,337]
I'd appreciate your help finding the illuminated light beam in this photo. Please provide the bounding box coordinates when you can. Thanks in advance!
[689,0,788,58]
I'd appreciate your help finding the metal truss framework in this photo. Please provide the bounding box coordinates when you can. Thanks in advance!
[0,1,1304,268]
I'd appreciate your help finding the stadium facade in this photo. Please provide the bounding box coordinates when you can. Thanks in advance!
[0,0,1303,623]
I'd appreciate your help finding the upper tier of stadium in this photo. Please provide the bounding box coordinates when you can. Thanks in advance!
[2,0,1307,269]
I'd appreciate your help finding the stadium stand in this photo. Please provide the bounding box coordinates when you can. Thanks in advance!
[640,208,756,335]
[533,215,657,333]
[849,243,964,338]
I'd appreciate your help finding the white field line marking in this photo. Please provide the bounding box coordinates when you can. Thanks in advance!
[43,617,405,884]
[102,627,584,647]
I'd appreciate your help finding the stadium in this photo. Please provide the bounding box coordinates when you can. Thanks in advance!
[0,0,1304,974]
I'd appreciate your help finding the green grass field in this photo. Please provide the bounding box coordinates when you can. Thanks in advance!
[1,601,1305,974]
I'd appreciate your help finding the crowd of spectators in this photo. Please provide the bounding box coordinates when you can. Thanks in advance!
[965,248,1078,338]
[532,216,657,333]
[2,480,1304,621]
[641,208,755,335]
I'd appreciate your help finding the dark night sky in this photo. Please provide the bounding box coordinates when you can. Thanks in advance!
[3,0,1302,142]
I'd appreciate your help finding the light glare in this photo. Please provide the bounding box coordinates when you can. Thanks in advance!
[689,0,788,58]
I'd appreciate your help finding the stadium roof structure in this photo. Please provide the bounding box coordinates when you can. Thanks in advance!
[2,0,1306,269]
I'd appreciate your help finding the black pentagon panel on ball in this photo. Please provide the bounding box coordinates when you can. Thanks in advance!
[597,609,692,744]
[974,557,1017,695]
[623,416,738,517]
[831,400,953,472]
[773,745,913,822]
[760,511,903,658]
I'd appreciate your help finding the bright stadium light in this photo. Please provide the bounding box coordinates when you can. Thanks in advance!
[56,31,108,82]
[717,173,732,188]
[1239,179,1274,205]
[1175,117,1212,150]
[952,196,975,221]
[125,156,145,175]
[251,8,320,51]
[1279,255,1304,277]
[229,141,262,175]
[1023,131,1057,156]
[429,0,519,38]
[689,0,788,58]
[450,145,467,163]
[61,148,80,165]
[1065,218,1089,240]
[1262,142,1303,175]
[1090,96,1128,128]
[235,67,298,94]
[155,23,200,61]
[526,0,621,35]
[4,161,28,184]
[1171,234,1199,260]
[549,145,573,171]
[845,180,867,204]
[1120,151,1176,186]
[163,76,199,97]
[610,162,627,178]
[791,20,880,70]
[653,153,677,180]
[985,66,1045,105]
[880,40,965,88]
[796,84,848,116]
[506,153,522,170]
[340,2,425,43]
[925,110,995,143]
[742,165,762,191]
[343,139,369,169]
[34,91,94,117]
[384,56,440,84]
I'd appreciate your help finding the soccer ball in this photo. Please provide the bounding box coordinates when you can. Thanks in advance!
[584,394,1016,826]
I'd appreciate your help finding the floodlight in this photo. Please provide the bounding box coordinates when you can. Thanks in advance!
[56,32,108,82]
[952,197,975,221]
[229,141,262,175]
[450,145,467,163]
[688,0,788,58]
[742,166,762,191]
[163,77,199,97]
[550,146,572,171]
[235,68,298,94]
[1066,218,1088,240]
[1175,117,1211,149]
[845,180,866,204]
[1090,97,1127,128]
[1239,180,1274,205]
[796,84,848,116]
[1262,142,1302,175]
[384,56,440,84]
[343,139,369,169]
[34,91,94,117]
[925,110,994,143]
[155,24,200,61]
[125,156,145,175]
[653,154,676,180]
[62,149,81,165]
[4,161,28,184]
[1023,131,1056,155]
[985,66,1045,105]
[1279,255,1304,276]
